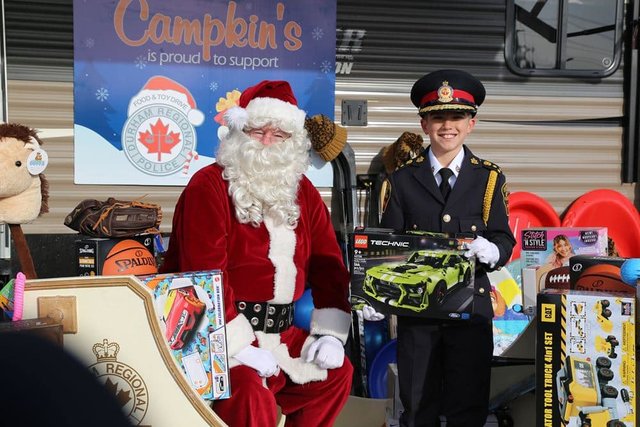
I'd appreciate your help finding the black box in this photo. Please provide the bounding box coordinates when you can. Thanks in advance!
[76,234,156,276]
[0,317,64,346]
[350,229,475,320]
[568,255,634,295]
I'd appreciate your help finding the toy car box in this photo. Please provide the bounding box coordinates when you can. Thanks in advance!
[520,227,607,308]
[536,289,635,427]
[140,270,230,401]
[76,234,155,276]
[350,229,475,320]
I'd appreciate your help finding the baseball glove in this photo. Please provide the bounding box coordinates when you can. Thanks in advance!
[64,198,162,237]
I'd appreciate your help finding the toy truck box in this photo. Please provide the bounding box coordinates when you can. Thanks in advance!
[569,255,635,295]
[350,229,475,320]
[76,234,156,276]
[140,270,230,401]
[520,228,607,308]
[536,290,635,427]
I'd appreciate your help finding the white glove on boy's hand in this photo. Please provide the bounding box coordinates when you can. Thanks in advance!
[305,335,345,369]
[362,305,385,321]
[464,236,500,268]
[233,345,280,377]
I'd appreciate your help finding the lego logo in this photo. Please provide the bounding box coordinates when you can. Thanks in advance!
[354,235,368,249]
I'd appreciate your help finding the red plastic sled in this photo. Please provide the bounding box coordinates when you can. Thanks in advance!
[561,189,640,257]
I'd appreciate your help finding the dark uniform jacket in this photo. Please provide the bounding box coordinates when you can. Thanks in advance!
[380,145,516,319]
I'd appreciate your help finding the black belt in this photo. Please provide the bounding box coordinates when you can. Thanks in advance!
[236,301,294,334]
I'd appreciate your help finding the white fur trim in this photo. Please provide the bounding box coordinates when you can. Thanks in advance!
[225,314,256,359]
[224,106,249,131]
[245,97,306,133]
[188,109,205,126]
[256,332,327,384]
[264,216,297,304]
[310,308,352,344]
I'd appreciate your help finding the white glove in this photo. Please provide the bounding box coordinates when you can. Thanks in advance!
[464,236,500,268]
[305,335,345,369]
[362,305,385,321]
[233,345,280,377]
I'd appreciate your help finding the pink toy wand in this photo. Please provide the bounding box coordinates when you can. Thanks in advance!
[12,272,25,321]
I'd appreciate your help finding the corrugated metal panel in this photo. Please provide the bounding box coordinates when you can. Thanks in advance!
[335,77,636,225]
[8,77,635,235]
[4,0,73,81]
[3,0,636,236]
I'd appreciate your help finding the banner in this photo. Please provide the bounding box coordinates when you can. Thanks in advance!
[73,0,336,185]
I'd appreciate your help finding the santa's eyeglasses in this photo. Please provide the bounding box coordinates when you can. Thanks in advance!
[244,127,291,145]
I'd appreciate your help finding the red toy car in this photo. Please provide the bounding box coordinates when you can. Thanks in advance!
[165,286,206,350]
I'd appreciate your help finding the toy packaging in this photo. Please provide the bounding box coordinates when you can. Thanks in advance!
[521,227,608,270]
[521,227,608,308]
[350,229,475,320]
[536,289,635,427]
[569,255,635,295]
[140,270,230,401]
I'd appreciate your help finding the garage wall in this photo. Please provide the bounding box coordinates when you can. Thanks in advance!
[3,0,637,235]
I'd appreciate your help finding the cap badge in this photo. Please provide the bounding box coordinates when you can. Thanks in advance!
[437,81,454,103]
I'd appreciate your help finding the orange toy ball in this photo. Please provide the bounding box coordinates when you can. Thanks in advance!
[102,240,157,276]
[574,264,634,294]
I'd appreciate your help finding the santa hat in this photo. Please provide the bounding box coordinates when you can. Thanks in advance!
[224,80,306,134]
[127,76,205,126]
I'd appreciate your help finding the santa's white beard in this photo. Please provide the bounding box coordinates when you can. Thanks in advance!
[217,130,311,228]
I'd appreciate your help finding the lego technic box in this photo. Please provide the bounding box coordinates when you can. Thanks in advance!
[536,290,635,427]
[140,270,230,401]
[350,229,475,320]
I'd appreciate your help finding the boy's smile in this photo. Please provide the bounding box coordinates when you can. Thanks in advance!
[421,111,476,160]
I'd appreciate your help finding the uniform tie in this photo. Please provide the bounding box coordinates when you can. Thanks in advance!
[439,168,454,201]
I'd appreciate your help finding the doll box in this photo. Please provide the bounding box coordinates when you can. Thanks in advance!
[536,290,635,427]
[350,229,475,320]
[140,270,230,401]
[521,227,608,270]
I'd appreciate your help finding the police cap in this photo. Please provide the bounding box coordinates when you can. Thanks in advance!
[410,69,486,117]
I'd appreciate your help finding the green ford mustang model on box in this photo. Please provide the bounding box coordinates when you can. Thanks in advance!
[363,250,472,312]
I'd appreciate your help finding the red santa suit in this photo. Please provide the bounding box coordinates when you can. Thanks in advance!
[161,81,353,427]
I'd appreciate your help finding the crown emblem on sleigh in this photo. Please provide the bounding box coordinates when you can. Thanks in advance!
[92,339,120,362]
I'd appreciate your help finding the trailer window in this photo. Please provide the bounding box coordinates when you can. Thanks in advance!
[505,0,623,77]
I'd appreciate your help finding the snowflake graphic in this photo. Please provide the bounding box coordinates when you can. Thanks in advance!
[312,27,324,40]
[84,38,95,48]
[210,81,219,92]
[95,87,109,102]
[320,60,333,74]
[135,55,148,69]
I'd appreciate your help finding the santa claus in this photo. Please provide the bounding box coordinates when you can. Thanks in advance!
[161,80,353,427]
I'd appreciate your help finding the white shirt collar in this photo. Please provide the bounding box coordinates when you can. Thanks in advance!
[428,147,465,177]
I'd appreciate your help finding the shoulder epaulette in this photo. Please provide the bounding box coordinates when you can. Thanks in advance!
[396,154,425,170]
[478,158,502,174]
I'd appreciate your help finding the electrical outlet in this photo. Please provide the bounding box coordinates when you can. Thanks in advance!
[37,296,78,334]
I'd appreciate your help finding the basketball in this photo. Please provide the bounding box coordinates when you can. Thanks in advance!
[102,239,157,276]
[574,264,634,294]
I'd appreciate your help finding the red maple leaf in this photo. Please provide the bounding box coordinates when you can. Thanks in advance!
[138,119,181,161]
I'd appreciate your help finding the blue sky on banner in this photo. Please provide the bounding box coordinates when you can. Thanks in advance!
[73,0,336,184]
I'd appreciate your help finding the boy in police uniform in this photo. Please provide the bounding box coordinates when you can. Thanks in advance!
[380,69,516,427]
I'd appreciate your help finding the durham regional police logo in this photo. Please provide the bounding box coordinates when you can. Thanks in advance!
[122,76,204,177]
[89,339,149,425]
